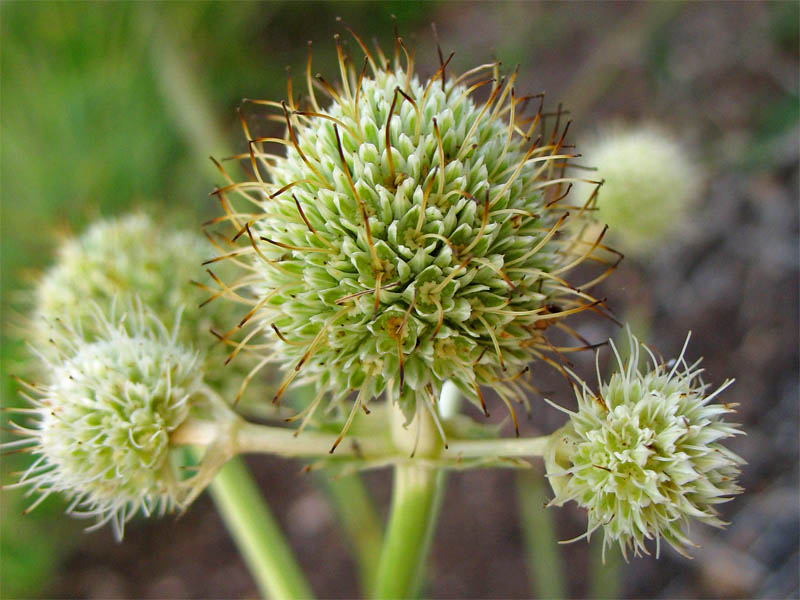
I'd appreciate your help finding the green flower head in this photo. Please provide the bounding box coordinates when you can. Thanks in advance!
[214,33,614,447]
[35,214,205,336]
[545,331,744,559]
[573,124,701,256]
[9,300,202,539]
[33,213,257,403]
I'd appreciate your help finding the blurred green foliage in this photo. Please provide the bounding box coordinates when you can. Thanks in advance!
[768,1,800,55]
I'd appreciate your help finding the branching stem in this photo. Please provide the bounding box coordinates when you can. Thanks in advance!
[172,417,550,462]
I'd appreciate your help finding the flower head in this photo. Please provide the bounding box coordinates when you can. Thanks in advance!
[36,214,206,335]
[573,124,701,256]
[545,331,744,559]
[33,213,254,402]
[9,300,202,539]
[214,34,613,445]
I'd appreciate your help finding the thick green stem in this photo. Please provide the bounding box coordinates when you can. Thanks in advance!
[443,435,549,459]
[173,418,549,462]
[372,464,442,599]
[208,456,314,600]
[517,467,567,599]
[316,471,383,596]
[589,535,622,599]
[372,402,445,599]
[172,418,394,458]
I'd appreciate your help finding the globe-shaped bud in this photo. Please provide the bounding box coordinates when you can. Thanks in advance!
[11,302,202,539]
[574,125,701,256]
[33,213,256,402]
[36,214,206,334]
[545,332,744,558]
[216,35,613,443]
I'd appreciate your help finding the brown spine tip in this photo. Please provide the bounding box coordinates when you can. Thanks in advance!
[431,22,446,89]
[385,88,400,184]
[476,385,490,417]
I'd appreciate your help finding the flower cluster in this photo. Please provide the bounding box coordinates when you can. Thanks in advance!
[213,34,614,444]
[573,125,701,256]
[35,214,205,338]
[6,32,743,557]
[545,332,744,558]
[11,301,202,539]
[33,213,256,402]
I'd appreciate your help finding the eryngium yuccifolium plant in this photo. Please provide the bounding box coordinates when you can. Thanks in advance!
[33,213,254,401]
[213,33,615,444]
[573,125,701,256]
[545,331,744,559]
[8,301,202,539]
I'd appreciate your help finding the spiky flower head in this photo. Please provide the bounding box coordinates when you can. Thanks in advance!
[545,331,744,559]
[10,300,202,539]
[215,33,613,443]
[36,214,206,335]
[573,124,701,256]
[33,213,253,401]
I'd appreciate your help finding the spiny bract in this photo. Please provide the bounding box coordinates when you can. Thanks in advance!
[545,332,744,559]
[215,33,613,445]
[10,301,201,539]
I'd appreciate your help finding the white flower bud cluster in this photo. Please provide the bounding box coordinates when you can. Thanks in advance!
[574,125,701,256]
[545,331,744,558]
[11,302,202,539]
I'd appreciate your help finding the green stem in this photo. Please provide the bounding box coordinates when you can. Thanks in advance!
[589,535,622,599]
[517,467,567,599]
[173,419,550,462]
[444,435,549,459]
[316,471,383,596]
[207,456,314,600]
[172,419,394,458]
[139,8,229,171]
[372,464,442,599]
[371,401,446,599]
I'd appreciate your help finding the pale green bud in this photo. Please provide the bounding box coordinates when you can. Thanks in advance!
[10,300,202,539]
[545,331,744,559]
[575,125,701,256]
[35,214,205,335]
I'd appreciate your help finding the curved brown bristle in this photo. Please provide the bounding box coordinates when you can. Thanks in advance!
[385,88,400,186]
[333,124,380,269]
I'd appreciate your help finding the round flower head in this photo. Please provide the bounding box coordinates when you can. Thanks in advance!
[214,33,614,445]
[545,331,744,559]
[8,300,202,539]
[36,214,206,333]
[33,213,255,402]
[573,125,701,256]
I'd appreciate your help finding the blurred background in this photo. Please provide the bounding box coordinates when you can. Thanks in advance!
[1,2,797,598]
